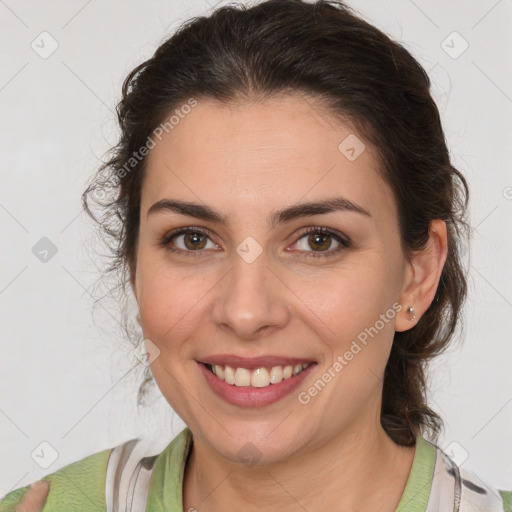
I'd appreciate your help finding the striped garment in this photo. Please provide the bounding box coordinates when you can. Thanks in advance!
[1,427,511,511]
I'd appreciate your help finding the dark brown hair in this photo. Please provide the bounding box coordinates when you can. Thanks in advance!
[82,0,469,446]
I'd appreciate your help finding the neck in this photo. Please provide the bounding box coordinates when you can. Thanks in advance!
[182,417,416,512]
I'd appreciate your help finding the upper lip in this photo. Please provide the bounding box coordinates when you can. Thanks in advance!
[198,354,316,370]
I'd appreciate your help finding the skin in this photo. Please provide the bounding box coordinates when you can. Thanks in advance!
[15,481,49,512]
[130,94,448,511]
[18,94,447,511]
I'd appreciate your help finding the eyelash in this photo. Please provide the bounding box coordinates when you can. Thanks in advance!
[158,226,351,259]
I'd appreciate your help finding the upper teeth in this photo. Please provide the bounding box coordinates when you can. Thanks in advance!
[208,363,312,388]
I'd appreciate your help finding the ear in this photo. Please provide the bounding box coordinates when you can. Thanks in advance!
[395,219,448,332]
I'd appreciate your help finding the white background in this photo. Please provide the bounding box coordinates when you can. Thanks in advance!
[1,0,511,496]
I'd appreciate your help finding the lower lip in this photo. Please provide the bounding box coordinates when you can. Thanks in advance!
[197,361,316,407]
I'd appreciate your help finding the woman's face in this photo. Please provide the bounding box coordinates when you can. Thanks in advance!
[133,94,412,463]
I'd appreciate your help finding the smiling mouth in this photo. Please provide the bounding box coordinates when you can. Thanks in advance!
[203,362,315,388]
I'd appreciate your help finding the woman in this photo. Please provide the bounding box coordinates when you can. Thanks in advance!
[1,0,510,510]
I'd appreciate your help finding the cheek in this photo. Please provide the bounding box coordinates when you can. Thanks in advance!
[290,261,399,379]
[297,271,399,413]
[136,254,207,346]
[294,261,397,332]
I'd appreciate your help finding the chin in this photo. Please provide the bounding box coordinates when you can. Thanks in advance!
[197,421,310,466]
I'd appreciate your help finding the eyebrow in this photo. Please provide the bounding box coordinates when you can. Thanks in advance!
[146,196,371,228]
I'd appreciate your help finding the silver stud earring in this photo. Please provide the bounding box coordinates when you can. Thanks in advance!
[407,306,416,320]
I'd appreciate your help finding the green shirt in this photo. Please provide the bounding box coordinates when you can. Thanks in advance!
[1,427,511,511]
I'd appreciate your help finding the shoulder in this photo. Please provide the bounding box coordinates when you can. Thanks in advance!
[0,430,190,512]
[1,428,192,512]
[423,437,512,512]
[0,441,122,512]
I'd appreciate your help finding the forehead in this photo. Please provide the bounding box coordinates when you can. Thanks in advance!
[141,95,396,225]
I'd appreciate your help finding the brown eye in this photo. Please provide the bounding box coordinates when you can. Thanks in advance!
[181,231,208,250]
[293,227,351,258]
[159,227,218,256]
[306,232,332,251]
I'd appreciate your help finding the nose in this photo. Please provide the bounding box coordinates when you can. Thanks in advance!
[211,248,292,340]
